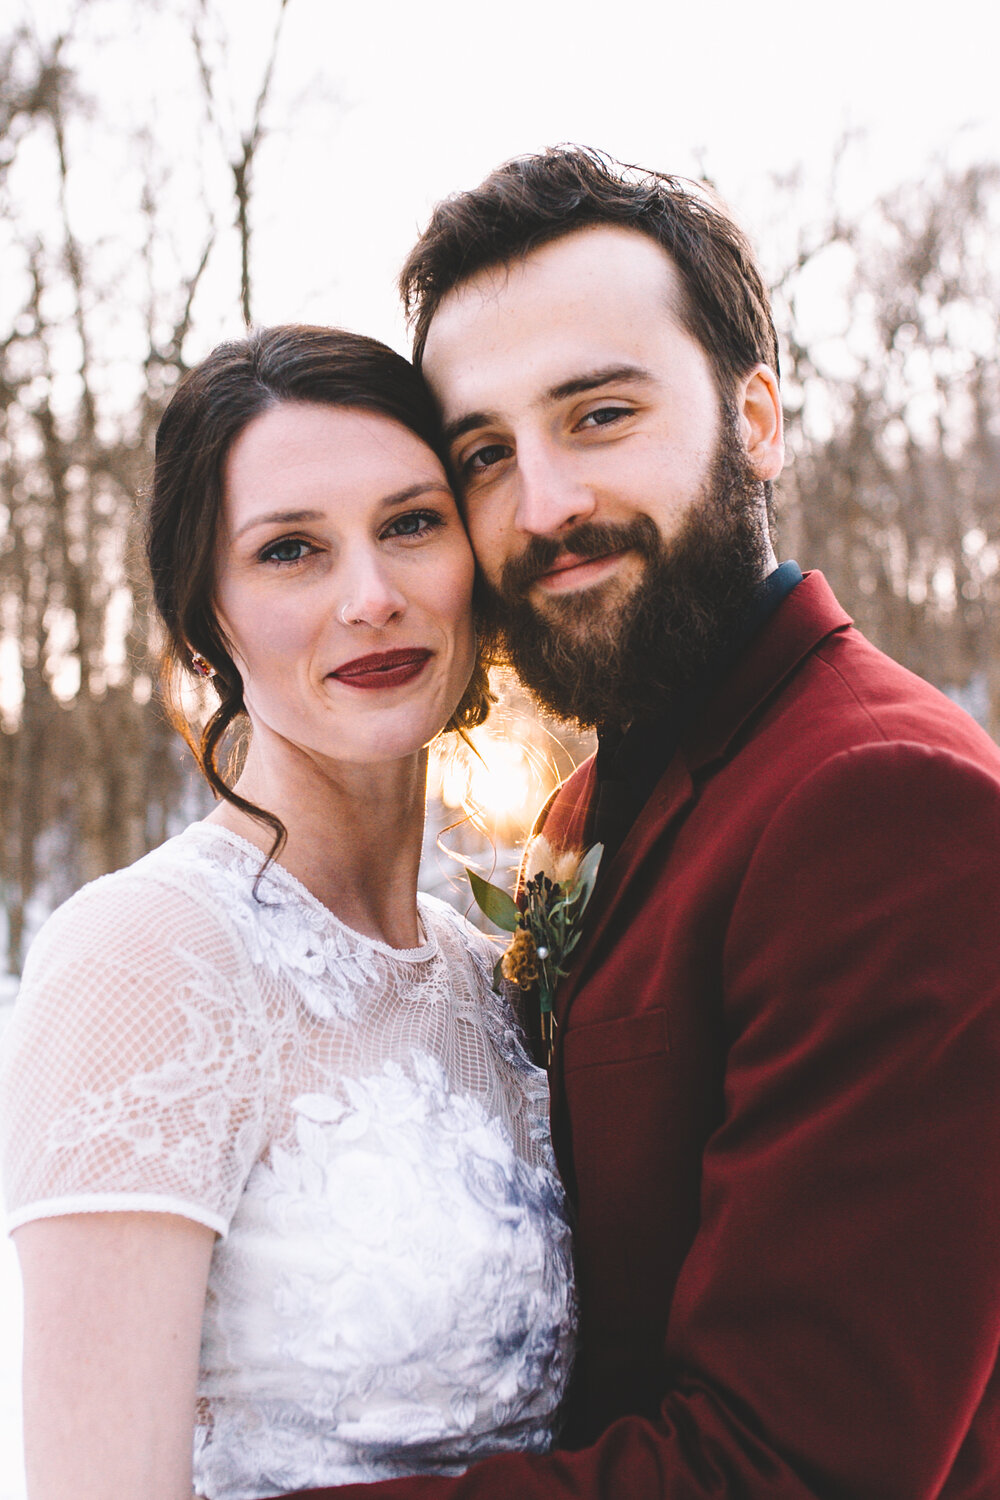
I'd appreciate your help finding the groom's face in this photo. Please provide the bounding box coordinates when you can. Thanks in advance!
[423,224,725,603]
[421,224,781,725]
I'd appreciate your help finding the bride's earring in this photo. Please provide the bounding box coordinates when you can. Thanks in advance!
[191,652,216,679]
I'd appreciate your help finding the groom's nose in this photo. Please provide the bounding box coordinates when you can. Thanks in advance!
[513,439,597,537]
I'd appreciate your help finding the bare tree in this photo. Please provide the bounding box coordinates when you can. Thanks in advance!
[0,3,290,971]
[777,161,1000,738]
[191,0,291,325]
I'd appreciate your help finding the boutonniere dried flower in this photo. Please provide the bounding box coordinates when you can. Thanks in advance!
[467,837,604,1065]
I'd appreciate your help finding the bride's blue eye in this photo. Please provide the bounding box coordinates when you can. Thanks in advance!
[261,538,311,564]
[383,510,443,539]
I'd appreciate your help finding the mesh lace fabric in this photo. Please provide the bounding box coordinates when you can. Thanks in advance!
[0,822,577,1499]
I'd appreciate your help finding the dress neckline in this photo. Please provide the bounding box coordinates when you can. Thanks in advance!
[185,820,438,962]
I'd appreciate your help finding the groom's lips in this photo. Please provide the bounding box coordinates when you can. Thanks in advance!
[328,648,432,690]
[536,547,630,593]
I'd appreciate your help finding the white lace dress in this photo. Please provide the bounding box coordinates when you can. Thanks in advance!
[0,822,576,1498]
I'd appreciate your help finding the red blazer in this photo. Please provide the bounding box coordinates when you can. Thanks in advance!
[286,572,1000,1499]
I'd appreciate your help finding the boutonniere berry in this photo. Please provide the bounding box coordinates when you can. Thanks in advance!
[467,837,604,1066]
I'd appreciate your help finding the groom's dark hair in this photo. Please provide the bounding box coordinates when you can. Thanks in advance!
[400,145,779,399]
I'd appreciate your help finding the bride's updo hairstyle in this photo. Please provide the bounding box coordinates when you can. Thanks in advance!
[146,324,492,853]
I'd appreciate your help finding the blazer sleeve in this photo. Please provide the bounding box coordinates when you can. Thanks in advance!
[279,740,1000,1500]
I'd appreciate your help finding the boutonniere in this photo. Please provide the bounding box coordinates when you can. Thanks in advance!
[467,837,604,1066]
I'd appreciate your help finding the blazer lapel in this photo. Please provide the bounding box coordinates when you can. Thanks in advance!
[551,755,696,1027]
[537,758,597,856]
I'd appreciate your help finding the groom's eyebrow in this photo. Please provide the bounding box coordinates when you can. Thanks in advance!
[442,363,655,446]
[547,363,655,401]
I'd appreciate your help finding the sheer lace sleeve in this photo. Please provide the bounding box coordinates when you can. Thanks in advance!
[0,869,275,1237]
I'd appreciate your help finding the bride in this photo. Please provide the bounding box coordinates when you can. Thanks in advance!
[0,325,576,1499]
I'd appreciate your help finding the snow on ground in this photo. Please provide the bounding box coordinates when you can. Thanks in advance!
[0,1001,26,1500]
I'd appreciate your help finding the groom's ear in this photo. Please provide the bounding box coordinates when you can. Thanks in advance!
[738,365,784,482]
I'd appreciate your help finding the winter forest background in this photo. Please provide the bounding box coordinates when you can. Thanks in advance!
[1,1,999,984]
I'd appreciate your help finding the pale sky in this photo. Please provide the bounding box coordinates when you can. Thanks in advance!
[20,0,1000,358]
[252,0,1000,349]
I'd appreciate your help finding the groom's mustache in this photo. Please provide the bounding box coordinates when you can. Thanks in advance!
[494,516,662,602]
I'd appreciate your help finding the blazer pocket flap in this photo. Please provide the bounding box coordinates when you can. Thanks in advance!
[562,1009,670,1072]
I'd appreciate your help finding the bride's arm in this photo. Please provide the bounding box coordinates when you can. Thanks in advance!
[2,876,272,1497]
[16,1210,214,1500]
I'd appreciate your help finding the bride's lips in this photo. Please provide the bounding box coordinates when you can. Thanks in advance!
[328,648,432,690]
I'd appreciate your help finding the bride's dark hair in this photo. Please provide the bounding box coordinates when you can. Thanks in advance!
[145,324,492,859]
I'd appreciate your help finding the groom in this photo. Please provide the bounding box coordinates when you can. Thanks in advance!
[287,150,1000,1496]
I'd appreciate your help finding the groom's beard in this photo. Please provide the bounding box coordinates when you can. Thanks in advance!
[476,414,772,730]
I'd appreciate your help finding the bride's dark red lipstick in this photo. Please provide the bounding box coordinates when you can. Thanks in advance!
[328,648,432,690]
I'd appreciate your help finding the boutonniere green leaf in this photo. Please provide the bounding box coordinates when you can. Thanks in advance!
[467,836,604,1065]
[466,868,520,933]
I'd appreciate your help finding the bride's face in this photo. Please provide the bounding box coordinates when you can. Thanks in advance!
[214,400,477,768]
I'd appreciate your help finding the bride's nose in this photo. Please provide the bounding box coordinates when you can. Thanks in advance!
[335,553,407,629]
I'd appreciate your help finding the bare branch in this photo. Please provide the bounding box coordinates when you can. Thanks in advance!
[189,0,292,325]
[232,0,291,324]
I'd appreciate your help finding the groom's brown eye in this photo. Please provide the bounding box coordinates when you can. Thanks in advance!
[465,443,509,475]
[581,406,628,427]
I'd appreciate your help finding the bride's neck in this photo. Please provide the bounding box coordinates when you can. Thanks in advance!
[205,738,429,950]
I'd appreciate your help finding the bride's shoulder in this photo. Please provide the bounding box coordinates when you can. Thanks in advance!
[1,827,278,1235]
[23,822,251,986]
[6,825,277,1104]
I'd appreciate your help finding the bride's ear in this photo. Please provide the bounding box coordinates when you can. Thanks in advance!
[738,365,784,482]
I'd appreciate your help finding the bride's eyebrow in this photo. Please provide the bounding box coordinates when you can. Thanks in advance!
[233,484,451,541]
[375,481,453,511]
[233,508,324,541]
